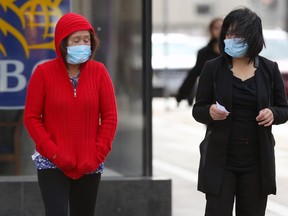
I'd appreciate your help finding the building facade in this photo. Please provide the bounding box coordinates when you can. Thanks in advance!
[153,0,288,35]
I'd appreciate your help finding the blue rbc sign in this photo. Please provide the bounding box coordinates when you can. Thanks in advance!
[0,0,70,109]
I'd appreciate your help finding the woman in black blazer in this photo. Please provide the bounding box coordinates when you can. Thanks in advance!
[192,7,288,216]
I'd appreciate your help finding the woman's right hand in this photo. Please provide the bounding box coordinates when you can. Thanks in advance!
[209,104,229,120]
[53,152,76,172]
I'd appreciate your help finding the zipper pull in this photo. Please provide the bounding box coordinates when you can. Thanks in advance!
[74,88,77,97]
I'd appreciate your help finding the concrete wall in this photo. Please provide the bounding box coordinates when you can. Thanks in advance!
[0,176,171,216]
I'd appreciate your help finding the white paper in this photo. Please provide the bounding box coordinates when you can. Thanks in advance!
[216,101,230,113]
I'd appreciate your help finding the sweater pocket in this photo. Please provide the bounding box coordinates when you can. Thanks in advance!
[77,140,100,174]
[53,138,77,172]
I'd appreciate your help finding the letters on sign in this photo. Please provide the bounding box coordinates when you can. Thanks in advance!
[0,0,70,109]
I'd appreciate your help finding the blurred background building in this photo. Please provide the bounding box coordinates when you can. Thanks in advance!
[153,0,288,34]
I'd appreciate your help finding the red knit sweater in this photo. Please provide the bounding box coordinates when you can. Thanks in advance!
[24,58,118,179]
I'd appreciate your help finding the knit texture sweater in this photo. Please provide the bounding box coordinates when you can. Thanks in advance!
[24,12,117,179]
[24,59,117,179]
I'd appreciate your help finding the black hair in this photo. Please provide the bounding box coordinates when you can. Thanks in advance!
[219,7,265,63]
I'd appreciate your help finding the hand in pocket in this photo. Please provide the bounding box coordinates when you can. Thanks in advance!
[53,151,76,172]
[77,143,100,174]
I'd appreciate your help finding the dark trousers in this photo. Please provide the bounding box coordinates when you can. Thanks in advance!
[37,169,101,216]
[205,169,268,216]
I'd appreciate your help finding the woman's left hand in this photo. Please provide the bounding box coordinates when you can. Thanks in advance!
[256,108,274,127]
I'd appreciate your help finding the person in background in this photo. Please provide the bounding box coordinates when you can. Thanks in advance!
[176,17,223,106]
[24,12,118,216]
[193,7,288,216]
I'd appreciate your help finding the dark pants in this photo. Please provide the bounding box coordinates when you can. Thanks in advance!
[205,169,268,216]
[37,169,101,216]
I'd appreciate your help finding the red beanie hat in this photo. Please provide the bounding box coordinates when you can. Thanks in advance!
[54,12,94,56]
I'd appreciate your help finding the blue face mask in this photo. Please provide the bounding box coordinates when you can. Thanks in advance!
[224,38,248,58]
[66,45,91,64]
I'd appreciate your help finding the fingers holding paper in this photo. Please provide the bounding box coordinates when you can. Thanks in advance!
[210,103,229,120]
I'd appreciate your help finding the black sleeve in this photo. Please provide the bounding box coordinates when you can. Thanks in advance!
[269,62,288,124]
[192,60,216,125]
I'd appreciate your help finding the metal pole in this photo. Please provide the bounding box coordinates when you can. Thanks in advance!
[142,0,153,176]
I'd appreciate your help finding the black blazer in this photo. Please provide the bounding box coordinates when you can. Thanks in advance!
[192,56,288,195]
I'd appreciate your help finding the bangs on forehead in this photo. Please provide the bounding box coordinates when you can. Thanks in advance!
[228,21,246,37]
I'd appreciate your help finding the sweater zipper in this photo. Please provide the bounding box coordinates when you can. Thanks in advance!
[74,88,77,97]
[68,72,79,98]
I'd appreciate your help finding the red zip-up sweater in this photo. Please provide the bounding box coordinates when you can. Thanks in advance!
[24,58,117,179]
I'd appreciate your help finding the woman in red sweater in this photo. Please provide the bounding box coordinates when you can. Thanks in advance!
[24,12,118,216]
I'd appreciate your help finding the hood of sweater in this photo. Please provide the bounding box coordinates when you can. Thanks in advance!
[54,12,94,59]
